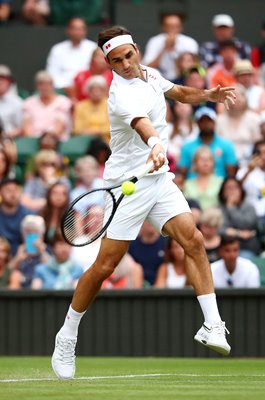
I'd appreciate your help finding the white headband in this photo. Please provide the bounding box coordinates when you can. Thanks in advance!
[102,34,134,56]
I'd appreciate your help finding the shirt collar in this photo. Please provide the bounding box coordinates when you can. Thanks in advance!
[112,65,148,85]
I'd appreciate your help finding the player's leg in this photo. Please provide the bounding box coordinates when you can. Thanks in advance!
[148,173,230,355]
[163,212,214,295]
[163,212,230,355]
[52,237,129,379]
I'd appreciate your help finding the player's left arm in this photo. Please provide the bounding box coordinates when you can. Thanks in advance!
[165,84,236,110]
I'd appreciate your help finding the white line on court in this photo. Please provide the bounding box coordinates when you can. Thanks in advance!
[1,373,265,383]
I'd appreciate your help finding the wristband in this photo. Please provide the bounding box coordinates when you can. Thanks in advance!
[147,136,162,149]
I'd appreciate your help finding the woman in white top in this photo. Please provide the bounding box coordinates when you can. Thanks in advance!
[154,238,187,288]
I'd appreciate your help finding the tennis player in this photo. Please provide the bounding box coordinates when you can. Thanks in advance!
[52,26,236,379]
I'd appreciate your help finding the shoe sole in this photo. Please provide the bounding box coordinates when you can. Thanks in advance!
[194,335,231,356]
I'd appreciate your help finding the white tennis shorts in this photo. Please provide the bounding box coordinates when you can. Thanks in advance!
[103,172,191,241]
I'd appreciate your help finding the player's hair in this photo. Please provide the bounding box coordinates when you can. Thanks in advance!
[98,25,132,49]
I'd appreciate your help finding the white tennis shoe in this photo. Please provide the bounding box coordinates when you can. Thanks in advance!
[51,332,77,379]
[194,321,231,356]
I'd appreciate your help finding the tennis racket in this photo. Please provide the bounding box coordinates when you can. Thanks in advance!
[61,161,154,247]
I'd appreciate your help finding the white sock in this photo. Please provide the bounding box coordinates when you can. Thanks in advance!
[59,305,86,339]
[197,293,222,325]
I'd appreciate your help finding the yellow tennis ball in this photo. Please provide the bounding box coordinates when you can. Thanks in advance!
[121,181,135,195]
[261,187,265,197]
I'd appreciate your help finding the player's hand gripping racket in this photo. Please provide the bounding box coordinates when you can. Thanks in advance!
[61,161,154,247]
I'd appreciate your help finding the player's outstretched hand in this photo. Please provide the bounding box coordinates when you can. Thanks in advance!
[207,85,236,110]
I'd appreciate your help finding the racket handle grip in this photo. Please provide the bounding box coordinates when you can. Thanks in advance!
[135,161,154,180]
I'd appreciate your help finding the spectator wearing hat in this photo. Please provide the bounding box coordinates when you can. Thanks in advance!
[207,39,238,89]
[216,83,261,166]
[73,75,110,143]
[46,17,97,97]
[0,0,11,23]
[22,70,72,141]
[234,59,265,113]
[178,106,237,179]
[0,65,23,139]
[0,178,33,256]
[142,12,198,81]
[210,235,260,288]
[200,14,251,69]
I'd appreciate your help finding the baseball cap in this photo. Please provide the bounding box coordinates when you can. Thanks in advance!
[194,107,217,122]
[212,14,234,28]
[0,65,12,80]
[233,59,254,75]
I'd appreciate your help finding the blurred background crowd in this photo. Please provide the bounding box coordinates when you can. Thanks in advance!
[0,0,265,291]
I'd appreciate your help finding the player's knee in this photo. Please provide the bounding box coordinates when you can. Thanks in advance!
[95,256,121,280]
[183,228,204,255]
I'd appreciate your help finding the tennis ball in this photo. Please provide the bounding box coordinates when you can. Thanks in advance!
[121,181,135,195]
[261,187,265,197]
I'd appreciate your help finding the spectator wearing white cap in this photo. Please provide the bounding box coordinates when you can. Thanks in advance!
[178,106,237,179]
[142,12,198,81]
[0,65,23,138]
[234,59,265,113]
[200,14,251,69]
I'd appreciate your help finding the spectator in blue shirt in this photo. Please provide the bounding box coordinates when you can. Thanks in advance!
[199,14,251,68]
[0,178,33,256]
[129,220,168,286]
[32,232,83,290]
[178,107,238,179]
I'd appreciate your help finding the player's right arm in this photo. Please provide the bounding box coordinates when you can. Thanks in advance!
[131,117,165,171]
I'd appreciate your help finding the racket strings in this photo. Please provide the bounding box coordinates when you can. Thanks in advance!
[62,190,114,246]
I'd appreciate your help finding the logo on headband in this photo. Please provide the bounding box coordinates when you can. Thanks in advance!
[105,44,111,49]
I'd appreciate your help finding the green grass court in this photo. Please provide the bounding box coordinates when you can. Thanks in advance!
[1,357,265,400]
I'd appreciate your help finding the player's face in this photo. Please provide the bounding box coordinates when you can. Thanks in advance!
[107,44,142,80]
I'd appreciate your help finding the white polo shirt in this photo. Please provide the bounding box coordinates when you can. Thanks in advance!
[211,257,260,288]
[142,33,199,81]
[46,39,97,88]
[103,66,174,181]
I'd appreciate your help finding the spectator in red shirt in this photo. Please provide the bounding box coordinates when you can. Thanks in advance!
[74,47,113,101]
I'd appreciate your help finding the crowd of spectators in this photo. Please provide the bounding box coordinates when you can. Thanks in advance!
[1,8,265,291]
